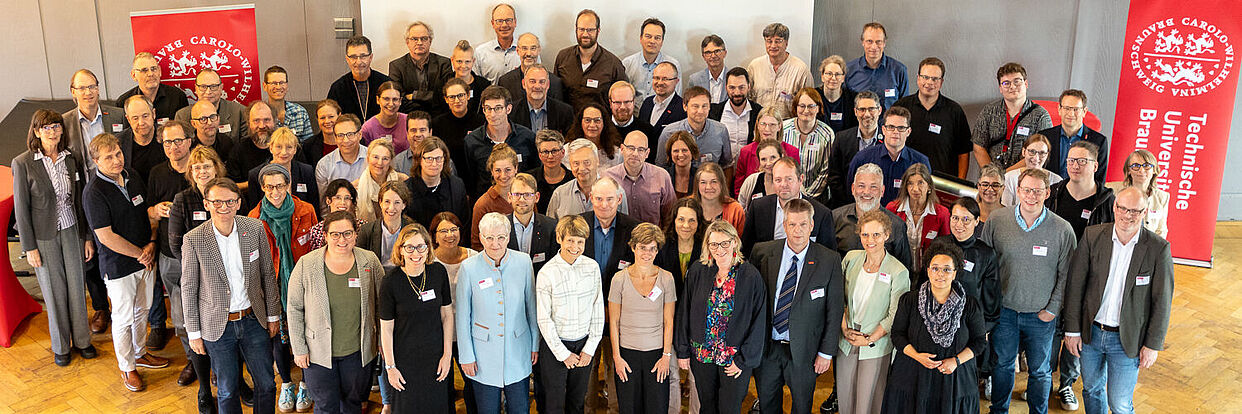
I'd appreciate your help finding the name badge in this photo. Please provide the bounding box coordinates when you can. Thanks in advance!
[348,277,361,288]
[218,124,232,134]
[648,285,662,301]
[810,235,818,242]
[74,172,81,182]
[419,289,437,301]
[192,211,207,221]
[1135,275,1151,286]
[893,179,902,188]
[1032,245,1049,256]
[586,79,599,88]
[158,117,169,126]
[810,287,825,300]
[112,123,124,132]
[1081,209,1093,219]
[618,260,631,270]
[830,112,843,121]
[296,183,308,193]
[925,231,937,239]
[469,89,475,98]
[963,260,975,272]
[928,123,942,134]
[779,91,793,102]
[807,144,820,152]
[699,154,715,163]
[478,277,495,290]
[751,193,764,200]
[533,252,546,263]
[382,134,392,141]
[131,194,144,206]
[516,154,523,163]
[1016,126,1031,136]
[884,88,896,97]
[878,272,892,284]
[297,234,308,246]
[249,250,259,262]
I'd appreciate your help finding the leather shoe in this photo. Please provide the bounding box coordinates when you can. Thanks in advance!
[177,362,197,386]
[146,327,171,350]
[240,380,255,407]
[54,353,71,367]
[135,353,171,369]
[121,370,144,392]
[90,311,109,334]
[79,345,98,359]
[820,391,839,414]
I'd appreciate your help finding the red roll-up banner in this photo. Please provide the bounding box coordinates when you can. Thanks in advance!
[1109,1,1240,266]
[130,4,260,104]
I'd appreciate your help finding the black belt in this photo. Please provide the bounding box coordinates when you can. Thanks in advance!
[1093,321,1119,332]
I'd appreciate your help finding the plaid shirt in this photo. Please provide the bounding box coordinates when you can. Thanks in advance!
[282,101,314,142]
[970,99,1052,168]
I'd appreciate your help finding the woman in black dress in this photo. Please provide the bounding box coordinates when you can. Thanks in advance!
[881,243,987,414]
[379,223,454,413]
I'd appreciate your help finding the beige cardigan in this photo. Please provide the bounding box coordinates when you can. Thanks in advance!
[287,247,385,369]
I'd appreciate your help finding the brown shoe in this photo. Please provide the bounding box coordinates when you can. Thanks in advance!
[90,311,109,334]
[177,362,197,386]
[135,353,171,369]
[121,370,144,392]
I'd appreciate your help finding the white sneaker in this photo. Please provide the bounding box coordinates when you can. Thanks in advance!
[296,381,313,412]
[278,383,295,413]
[1058,387,1080,411]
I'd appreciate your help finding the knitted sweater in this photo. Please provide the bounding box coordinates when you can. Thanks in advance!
[979,206,1076,314]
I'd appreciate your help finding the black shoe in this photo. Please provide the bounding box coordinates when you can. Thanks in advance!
[750,399,761,413]
[54,353,71,366]
[79,345,98,359]
[820,391,838,414]
[145,327,171,350]
[240,381,255,407]
[199,395,218,414]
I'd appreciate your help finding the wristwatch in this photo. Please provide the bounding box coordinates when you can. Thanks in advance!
[384,364,396,370]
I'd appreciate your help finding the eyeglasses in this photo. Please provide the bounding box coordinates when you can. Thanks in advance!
[538,148,563,156]
[262,183,289,191]
[1059,105,1085,112]
[197,83,223,91]
[436,227,459,235]
[72,84,99,92]
[1000,78,1026,88]
[856,106,881,113]
[652,76,678,82]
[39,124,63,132]
[949,215,975,224]
[338,131,361,138]
[1017,186,1047,196]
[266,81,289,87]
[1024,149,1049,157]
[702,49,725,56]
[1066,157,1096,166]
[135,66,160,74]
[576,27,599,34]
[406,36,432,43]
[927,265,956,274]
[162,137,192,147]
[822,71,845,78]
[881,125,911,132]
[796,103,819,111]
[422,154,445,163]
[330,195,355,203]
[481,234,509,243]
[1116,205,1146,216]
[510,192,537,200]
[493,17,515,25]
[401,243,429,253]
[634,244,659,252]
[204,198,240,208]
[346,53,372,61]
[977,182,1004,190]
[482,105,507,113]
[610,99,634,106]
[327,230,357,239]
[707,239,733,251]
[622,144,649,153]
[918,74,943,82]
[445,92,469,101]
[1128,163,1156,171]
[192,114,220,123]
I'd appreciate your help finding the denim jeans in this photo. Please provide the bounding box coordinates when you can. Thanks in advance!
[203,314,277,414]
[473,377,530,414]
[989,308,1056,414]
[1079,325,1140,414]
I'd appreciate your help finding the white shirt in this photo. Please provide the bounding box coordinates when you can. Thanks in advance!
[719,101,752,160]
[213,222,251,314]
[473,39,520,82]
[706,70,726,103]
[1095,229,1138,328]
[772,243,807,341]
[535,253,605,361]
[774,199,788,240]
[648,93,676,127]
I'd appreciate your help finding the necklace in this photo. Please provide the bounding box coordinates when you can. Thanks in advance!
[404,268,427,294]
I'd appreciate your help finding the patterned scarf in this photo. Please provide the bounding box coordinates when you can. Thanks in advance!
[918,280,966,348]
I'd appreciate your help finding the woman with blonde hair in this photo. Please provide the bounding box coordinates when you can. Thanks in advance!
[733,105,799,195]
[248,126,319,212]
[1105,149,1168,238]
[353,138,409,223]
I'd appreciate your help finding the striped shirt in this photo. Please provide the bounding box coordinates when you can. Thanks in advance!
[780,118,835,199]
[535,253,605,361]
[37,151,76,231]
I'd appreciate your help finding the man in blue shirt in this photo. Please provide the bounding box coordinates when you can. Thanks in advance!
[845,22,908,109]
[846,106,930,205]
[1039,89,1110,182]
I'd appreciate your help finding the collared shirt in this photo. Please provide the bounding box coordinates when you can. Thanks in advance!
[554,44,628,111]
[35,151,76,231]
[894,93,972,176]
[719,101,753,160]
[604,163,675,225]
[77,109,106,171]
[315,146,369,194]
[773,200,788,240]
[283,101,315,142]
[705,69,726,103]
[747,54,814,109]
[529,99,549,133]
[1095,228,1138,327]
[474,39,521,82]
[780,118,835,198]
[96,169,132,200]
[772,242,808,341]
[846,143,931,205]
[970,99,1053,169]
[621,52,681,103]
[535,253,605,360]
[845,54,908,109]
[545,178,630,219]
[592,218,616,276]
[647,93,676,127]
[1056,125,1086,177]
[897,199,936,265]
[212,221,251,313]
[380,222,400,268]
[1014,205,1049,232]
[513,214,535,254]
[856,127,883,151]
[656,119,734,167]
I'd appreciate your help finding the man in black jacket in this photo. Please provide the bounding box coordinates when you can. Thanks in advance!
[326,35,392,120]
[509,64,575,135]
[1041,89,1109,182]
[387,23,452,115]
[508,173,560,276]
[609,82,654,162]
[581,177,639,296]
[741,157,837,255]
[709,67,763,157]
[825,91,883,208]
[636,62,686,141]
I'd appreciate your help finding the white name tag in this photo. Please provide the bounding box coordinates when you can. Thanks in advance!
[478,277,495,290]
[192,211,207,221]
[884,88,897,97]
[249,250,259,262]
[751,193,764,200]
[296,183,308,193]
[699,154,715,163]
[112,123,124,132]
[810,287,825,300]
[925,231,937,239]
[1032,245,1049,256]
[586,79,599,88]
[131,194,144,206]
[382,134,392,141]
[1081,209,1093,219]
[158,117,169,126]
[219,124,232,134]
[1135,275,1151,286]
[516,154,523,163]
[1016,126,1031,136]
[893,179,902,188]
[420,289,437,301]
[963,260,975,272]
[878,272,891,284]
[533,252,546,263]
[74,172,81,182]
[469,89,475,98]
[297,234,308,246]
[648,285,662,301]
[810,235,818,242]
[830,112,843,121]
[618,260,631,270]
[348,277,361,288]
[928,123,942,134]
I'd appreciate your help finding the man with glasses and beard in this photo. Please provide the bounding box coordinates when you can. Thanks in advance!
[709,67,764,164]
[228,101,277,192]
[555,9,628,112]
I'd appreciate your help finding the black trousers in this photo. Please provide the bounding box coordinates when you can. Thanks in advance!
[754,341,819,414]
[615,347,669,414]
[84,258,108,312]
[539,337,593,414]
[303,352,375,414]
[689,359,753,414]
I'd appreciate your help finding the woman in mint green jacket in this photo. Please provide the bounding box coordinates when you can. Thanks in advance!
[836,210,911,414]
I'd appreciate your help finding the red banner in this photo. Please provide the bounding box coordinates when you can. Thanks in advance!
[130,5,260,104]
[1110,1,1240,266]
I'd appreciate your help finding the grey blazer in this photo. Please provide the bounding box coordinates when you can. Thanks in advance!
[752,239,846,364]
[11,150,91,251]
[1063,224,1174,358]
[180,216,281,342]
[61,105,126,170]
[287,247,384,368]
[175,98,249,140]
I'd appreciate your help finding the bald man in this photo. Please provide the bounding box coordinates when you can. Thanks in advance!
[174,69,249,140]
[497,32,565,103]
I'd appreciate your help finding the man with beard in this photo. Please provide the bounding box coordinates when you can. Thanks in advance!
[189,100,235,165]
[118,96,168,183]
[175,69,248,141]
[621,18,681,104]
[637,62,686,142]
[607,81,653,161]
[474,3,521,82]
[554,9,628,112]
[116,52,188,122]
[687,35,728,104]
[498,33,566,103]
[831,163,912,268]
[709,67,763,163]
[510,64,575,135]
[327,35,393,120]
[825,91,883,208]
[228,101,277,192]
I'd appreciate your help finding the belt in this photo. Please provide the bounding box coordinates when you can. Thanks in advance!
[227,308,253,322]
[1093,321,1119,332]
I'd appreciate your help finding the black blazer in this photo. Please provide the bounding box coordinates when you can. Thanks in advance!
[12,150,92,251]
[387,53,452,115]
[510,98,575,135]
[751,240,845,364]
[403,175,471,248]
[582,211,640,297]
[674,260,768,369]
[825,127,876,208]
[638,94,686,140]
[933,235,1002,330]
[654,236,703,303]
[326,70,393,120]
[507,213,560,276]
[1038,125,1110,182]
[356,215,415,262]
[296,132,327,167]
[741,195,838,256]
[497,67,566,105]
[708,100,764,144]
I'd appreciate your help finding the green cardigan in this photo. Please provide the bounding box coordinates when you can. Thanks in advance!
[838,250,911,360]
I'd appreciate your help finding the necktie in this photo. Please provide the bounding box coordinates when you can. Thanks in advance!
[774,255,799,334]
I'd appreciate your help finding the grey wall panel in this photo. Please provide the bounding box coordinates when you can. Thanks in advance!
[0,0,54,118]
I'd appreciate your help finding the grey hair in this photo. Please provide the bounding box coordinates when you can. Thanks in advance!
[478,212,511,235]
[762,23,790,40]
[592,175,623,197]
[855,163,884,181]
[566,138,599,159]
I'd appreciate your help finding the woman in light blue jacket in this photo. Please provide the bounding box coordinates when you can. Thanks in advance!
[456,212,539,414]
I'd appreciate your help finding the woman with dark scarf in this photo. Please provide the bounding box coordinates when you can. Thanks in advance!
[880,243,987,414]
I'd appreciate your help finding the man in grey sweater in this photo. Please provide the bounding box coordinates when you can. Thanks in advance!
[979,168,1077,414]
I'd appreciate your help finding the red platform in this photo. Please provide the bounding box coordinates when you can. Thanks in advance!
[0,165,43,347]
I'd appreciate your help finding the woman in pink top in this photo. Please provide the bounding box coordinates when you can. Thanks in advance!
[360,82,410,154]
[732,106,799,195]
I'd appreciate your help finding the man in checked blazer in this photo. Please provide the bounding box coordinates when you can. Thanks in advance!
[750,198,846,414]
[181,178,281,414]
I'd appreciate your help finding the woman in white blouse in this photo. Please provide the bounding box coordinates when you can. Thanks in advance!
[1105,149,1169,238]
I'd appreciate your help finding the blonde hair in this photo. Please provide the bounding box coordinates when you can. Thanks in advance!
[699,219,743,266]
[555,215,589,240]
[391,223,436,267]
[268,127,299,150]
[184,146,226,188]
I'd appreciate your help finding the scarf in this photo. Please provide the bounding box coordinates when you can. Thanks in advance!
[260,195,295,309]
[917,280,966,348]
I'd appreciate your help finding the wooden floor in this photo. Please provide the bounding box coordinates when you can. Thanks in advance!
[2,223,1239,413]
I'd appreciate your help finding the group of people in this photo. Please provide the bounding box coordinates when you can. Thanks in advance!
[11,3,1175,414]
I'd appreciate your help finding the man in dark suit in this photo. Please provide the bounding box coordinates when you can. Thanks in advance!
[580,176,639,297]
[751,199,845,414]
[326,35,393,121]
[181,178,281,414]
[1062,187,1173,414]
[636,62,686,141]
[509,64,575,135]
[708,67,763,148]
[498,33,565,104]
[608,82,655,162]
[508,173,560,276]
[115,52,189,123]
[825,91,884,208]
[741,157,837,256]
[386,23,452,115]
[1040,89,1110,182]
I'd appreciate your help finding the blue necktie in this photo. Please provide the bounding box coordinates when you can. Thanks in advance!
[774,255,799,334]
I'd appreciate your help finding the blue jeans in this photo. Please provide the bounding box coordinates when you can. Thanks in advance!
[990,308,1056,414]
[1079,325,1140,414]
[203,314,277,414]
[473,377,530,414]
